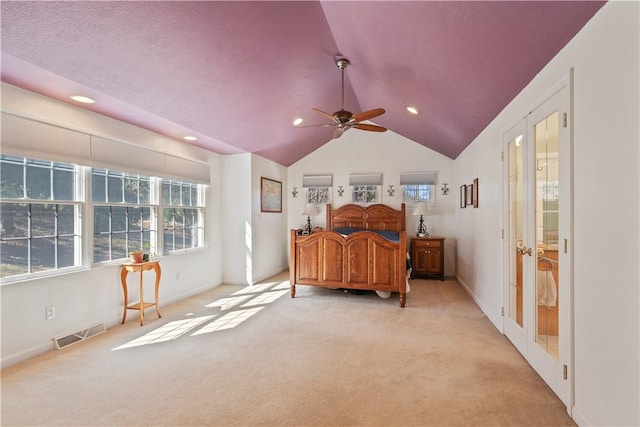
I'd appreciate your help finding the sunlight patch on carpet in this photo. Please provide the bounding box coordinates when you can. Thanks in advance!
[191,307,263,335]
[205,294,254,310]
[112,315,214,350]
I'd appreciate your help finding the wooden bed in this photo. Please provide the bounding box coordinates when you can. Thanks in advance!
[289,203,408,307]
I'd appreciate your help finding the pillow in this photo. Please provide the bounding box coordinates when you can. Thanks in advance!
[333,227,362,235]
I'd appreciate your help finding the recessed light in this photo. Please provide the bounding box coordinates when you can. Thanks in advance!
[407,106,418,115]
[183,136,198,141]
[70,95,96,104]
[293,117,303,126]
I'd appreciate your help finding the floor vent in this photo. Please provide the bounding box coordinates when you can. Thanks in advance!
[54,322,106,350]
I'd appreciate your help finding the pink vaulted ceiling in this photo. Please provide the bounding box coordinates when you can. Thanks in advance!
[0,1,605,166]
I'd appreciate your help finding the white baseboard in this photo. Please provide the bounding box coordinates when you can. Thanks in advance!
[455,274,503,333]
[1,342,55,369]
[571,405,591,427]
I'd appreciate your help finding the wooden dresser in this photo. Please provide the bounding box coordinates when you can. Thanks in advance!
[411,237,445,280]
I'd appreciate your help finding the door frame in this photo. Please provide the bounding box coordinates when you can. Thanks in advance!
[501,71,574,414]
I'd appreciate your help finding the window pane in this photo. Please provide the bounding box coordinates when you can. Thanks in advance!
[31,237,56,272]
[31,204,55,237]
[111,234,127,260]
[163,230,173,253]
[124,177,139,204]
[190,186,199,206]
[127,207,143,231]
[181,184,191,206]
[139,178,150,204]
[93,234,110,262]
[1,160,24,198]
[94,206,110,233]
[184,209,194,227]
[58,205,75,235]
[185,228,195,248]
[26,164,51,199]
[92,170,106,202]
[162,181,171,205]
[171,183,181,205]
[53,167,74,201]
[174,228,185,250]
[128,232,143,253]
[0,239,28,277]
[0,203,28,238]
[111,207,126,232]
[107,174,123,203]
[57,236,76,268]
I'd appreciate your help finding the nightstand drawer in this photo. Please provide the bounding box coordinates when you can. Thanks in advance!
[414,239,441,248]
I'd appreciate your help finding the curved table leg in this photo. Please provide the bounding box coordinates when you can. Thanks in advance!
[153,262,162,318]
[120,267,129,324]
[399,292,406,308]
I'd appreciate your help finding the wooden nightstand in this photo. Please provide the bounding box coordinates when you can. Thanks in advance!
[411,237,445,280]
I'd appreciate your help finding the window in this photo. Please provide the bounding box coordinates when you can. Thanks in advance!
[0,155,81,278]
[306,187,330,204]
[400,171,437,206]
[302,175,332,204]
[402,184,434,204]
[92,168,156,262]
[349,173,382,204]
[352,185,379,203]
[162,179,204,253]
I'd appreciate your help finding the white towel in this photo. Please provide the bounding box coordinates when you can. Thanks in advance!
[537,270,557,307]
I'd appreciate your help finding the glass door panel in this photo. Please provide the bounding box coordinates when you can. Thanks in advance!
[508,134,524,327]
[534,112,560,361]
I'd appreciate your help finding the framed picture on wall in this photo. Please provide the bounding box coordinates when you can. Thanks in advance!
[460,185,467,208]
[261,177,282,213]
[466,184,474,207]
[473,178,479,208]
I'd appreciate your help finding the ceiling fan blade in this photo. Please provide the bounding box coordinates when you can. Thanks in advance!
[353,123,387,132]
[295,123,336,128]
[312,108,338,122]
[352,108,385,122]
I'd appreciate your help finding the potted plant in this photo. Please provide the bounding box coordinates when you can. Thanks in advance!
[129,250,144,263]
[143,243,156,262]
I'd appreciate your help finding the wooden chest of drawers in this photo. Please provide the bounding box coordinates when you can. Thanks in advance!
[411,237,445,280]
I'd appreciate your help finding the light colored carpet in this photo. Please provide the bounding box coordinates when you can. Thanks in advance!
[1,272,575,426]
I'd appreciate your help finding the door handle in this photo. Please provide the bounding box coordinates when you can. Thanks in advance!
[523,247,533,256]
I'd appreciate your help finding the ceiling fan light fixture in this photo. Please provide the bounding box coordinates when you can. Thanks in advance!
[407,106,418,115]
[293,117,303,126]
[70,95,96,104]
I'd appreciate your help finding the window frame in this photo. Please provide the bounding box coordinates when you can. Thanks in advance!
[161,179,205,254]
[1,155,83,282]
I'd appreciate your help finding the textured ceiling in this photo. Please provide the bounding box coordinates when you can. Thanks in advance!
[0,1,605,166]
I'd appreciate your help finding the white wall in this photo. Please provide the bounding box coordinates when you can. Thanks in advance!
[1,87,225,367]
[454,2,639,425]
[221,154,288,285]
[222,154,252,285]
[251,155,288,283]
[287,128,456,276]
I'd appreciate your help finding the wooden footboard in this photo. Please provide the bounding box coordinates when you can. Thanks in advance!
[289,229,408,307]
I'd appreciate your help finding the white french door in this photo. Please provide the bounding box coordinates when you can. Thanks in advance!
[503,81,572,409]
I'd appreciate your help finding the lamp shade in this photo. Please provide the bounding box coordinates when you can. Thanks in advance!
[413,203,429,216]
[302,203,315,216]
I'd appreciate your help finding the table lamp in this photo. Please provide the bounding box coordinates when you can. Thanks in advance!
[302,203,315,235]
[413,203,429,237]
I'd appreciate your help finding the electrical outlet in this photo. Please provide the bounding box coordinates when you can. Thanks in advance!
[45,305,56,320]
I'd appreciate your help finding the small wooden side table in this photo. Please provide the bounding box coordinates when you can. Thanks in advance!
[120,261,162,326]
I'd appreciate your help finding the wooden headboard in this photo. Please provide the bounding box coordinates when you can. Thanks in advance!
[326,203,406,232]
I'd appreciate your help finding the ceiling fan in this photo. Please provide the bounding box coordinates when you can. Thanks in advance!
[302,57,387,139]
